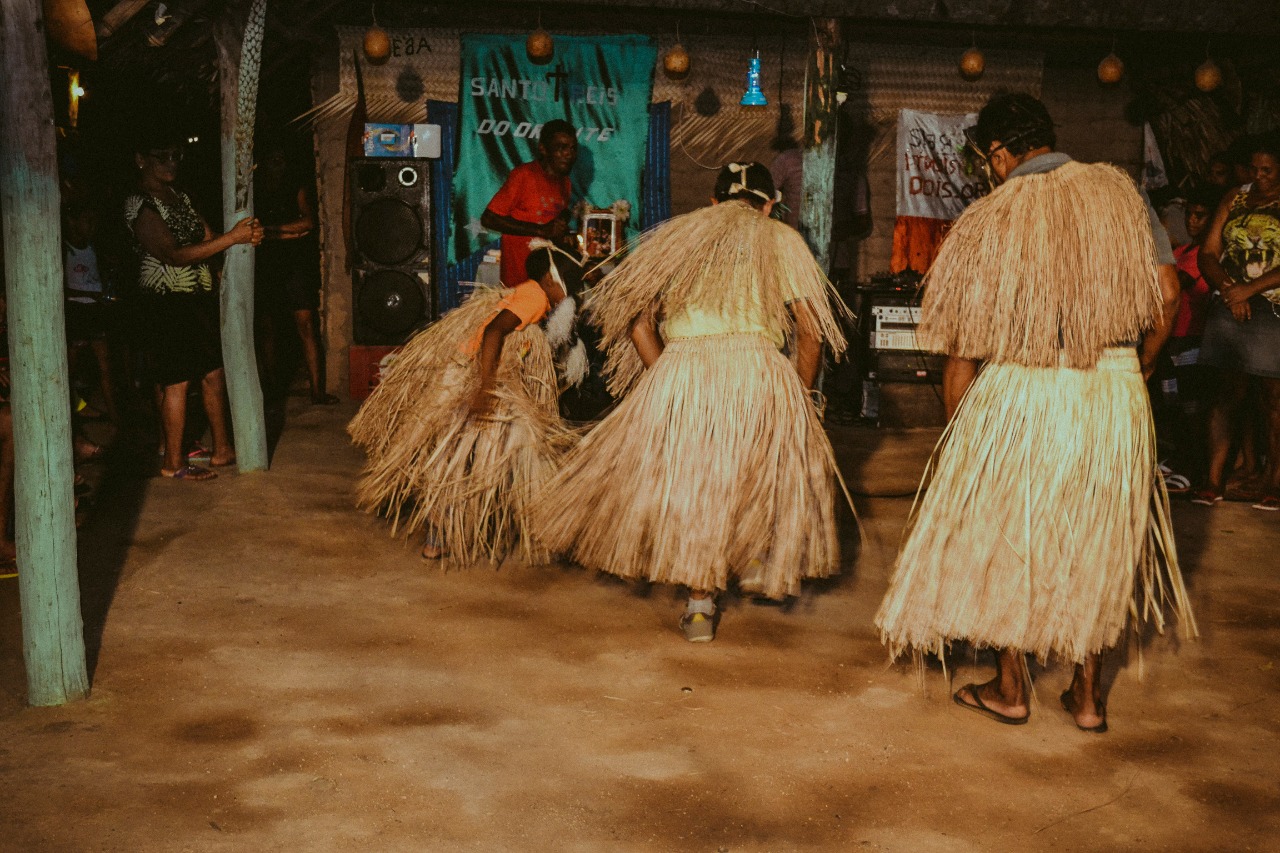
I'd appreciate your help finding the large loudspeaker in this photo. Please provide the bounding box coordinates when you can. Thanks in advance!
[350,158,433,345]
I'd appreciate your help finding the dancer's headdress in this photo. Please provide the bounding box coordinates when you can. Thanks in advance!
[714,162,781,206]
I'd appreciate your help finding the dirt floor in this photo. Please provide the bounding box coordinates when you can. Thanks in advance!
[1,400,1278,852]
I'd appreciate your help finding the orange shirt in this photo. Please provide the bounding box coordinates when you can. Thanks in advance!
[464,280,550,355]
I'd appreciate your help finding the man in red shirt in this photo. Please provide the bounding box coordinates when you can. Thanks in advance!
[482,119,579,286]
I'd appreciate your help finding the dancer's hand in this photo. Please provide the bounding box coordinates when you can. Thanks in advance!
[1229,299,1251,322]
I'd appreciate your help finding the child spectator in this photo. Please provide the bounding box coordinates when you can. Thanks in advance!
[63,199,120,426]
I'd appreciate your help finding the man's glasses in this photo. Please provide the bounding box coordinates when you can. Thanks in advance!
[147,150,183,164]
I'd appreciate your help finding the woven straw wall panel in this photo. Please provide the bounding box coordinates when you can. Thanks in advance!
[843,42,1044,277]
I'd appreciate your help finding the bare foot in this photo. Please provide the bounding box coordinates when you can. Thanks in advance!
[421,542,448,560]
[210,452,237,468]
[1060,687,1107,732]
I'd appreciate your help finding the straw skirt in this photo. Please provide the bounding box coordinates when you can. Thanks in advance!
[533,333,840,599]
[876,347,1194,662]
[349,320,568,565]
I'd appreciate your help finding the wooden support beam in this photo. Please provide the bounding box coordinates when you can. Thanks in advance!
[215,5,270,473]
[0,0,89,706]
[95,0,148,42]
[800,17,841,273]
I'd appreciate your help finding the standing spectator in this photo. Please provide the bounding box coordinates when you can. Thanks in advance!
[124,127,262,481]
[1207,152,1237,189]
[1157,184,1225,487]
[481,120,578,287]
[770,135,803,229]
[254,145,334,404]
[1194,135,1280,510]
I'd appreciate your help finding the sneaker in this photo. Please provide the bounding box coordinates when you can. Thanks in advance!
[1252,492,1280,512]
[1190,488,1223,506]
[680,610,716,643]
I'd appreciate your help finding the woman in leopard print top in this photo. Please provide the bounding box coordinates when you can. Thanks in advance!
[125,126,262,481]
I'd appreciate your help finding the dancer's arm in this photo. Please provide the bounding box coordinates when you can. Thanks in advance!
[942,357,980,421]
[790,299,821,390]
[630,314,665,368]
[471,309,522,416]
[1139,263,1182,380]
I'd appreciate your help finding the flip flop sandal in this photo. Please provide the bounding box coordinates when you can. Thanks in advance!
[161,465,217,481]
[953,683,1029,725]
[1161,472,1192,494]
[1252,492,1280,512]
[1190,488,1223,506]
[210,457,238,468]
[1060,690,1108,733]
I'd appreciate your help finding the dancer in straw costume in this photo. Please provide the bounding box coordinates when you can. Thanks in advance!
[532,163,848,642]
[349,244,586,565]
[875,94,1195,733]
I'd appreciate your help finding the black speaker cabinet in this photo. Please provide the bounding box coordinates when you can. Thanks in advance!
[350,158,433,345]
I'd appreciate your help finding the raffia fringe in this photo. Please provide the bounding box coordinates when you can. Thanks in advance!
[917,161,1164,369]
[531,334,840,599]
[875,348,1196,663]
[348,287,572,564]
[587,201,849,398]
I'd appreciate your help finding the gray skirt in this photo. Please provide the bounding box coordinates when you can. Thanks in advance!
[1198,295,1280,379]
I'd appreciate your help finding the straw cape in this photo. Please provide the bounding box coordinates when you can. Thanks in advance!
[531,201,850,599]
[875,160,1197,663]
[348,286,572,565]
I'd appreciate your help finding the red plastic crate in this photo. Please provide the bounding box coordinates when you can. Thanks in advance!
[348,345,402,401]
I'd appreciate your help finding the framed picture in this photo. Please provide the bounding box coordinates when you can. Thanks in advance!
[581,210,621,259]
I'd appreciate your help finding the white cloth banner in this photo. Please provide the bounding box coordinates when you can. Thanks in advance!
[895,108,985,220]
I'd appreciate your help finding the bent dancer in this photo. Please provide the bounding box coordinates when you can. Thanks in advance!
[350,245,586,564]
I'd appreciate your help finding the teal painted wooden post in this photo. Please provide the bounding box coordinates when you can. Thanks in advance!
[800,18,841,273]
[0,0,89,705]
[214,2,269,472]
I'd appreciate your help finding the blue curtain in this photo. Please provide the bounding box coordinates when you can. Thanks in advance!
[427,100,493,314]
[427,98,673,312]
[642,102,672,230]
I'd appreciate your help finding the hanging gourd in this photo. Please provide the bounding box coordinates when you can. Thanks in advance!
[1195,58,1223,92]
[1097,52,1125,85]
[527,26,554,64]
[959,46,985,81]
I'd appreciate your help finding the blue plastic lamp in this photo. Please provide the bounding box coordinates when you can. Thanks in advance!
[740,53,768,107]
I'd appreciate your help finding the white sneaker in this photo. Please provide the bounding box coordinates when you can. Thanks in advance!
[680,610,716,643]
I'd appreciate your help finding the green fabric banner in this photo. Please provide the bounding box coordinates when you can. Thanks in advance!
[451,33,657,264]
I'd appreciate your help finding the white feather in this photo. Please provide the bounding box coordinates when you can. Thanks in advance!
[561,340,589,388]
[543,296,577,349]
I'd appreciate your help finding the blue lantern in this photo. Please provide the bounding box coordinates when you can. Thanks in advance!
[740,53,768,107]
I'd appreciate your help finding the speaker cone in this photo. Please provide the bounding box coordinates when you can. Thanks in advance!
[357,269,426,339]
[354,198,424,266]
